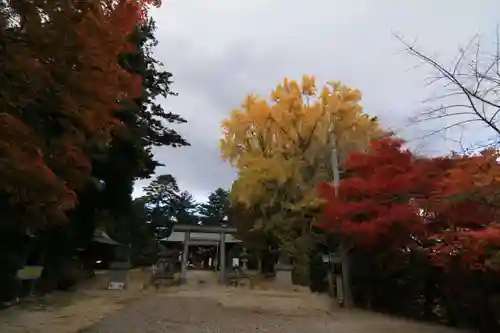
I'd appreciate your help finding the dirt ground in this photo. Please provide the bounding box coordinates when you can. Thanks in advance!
[0,270,466,333]
[0,269,154,333]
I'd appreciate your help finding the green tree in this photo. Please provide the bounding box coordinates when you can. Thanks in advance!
[198,188,230,226]
[76,19,189,258]
[128,196,160,264]
[144,174,180,206]
[171,191,199,225]
[142,174,180,239]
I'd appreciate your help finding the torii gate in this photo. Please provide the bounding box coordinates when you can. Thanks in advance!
[171,224,239,284]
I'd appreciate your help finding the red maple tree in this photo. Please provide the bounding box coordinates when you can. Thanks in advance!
[421,151,500,271]
[0,0,161,231]
[316,137,500,271]
[317,138,429,248]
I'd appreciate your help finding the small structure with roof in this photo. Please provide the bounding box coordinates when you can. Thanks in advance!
[160,224,241,283]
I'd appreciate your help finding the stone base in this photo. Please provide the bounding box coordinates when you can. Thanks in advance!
[273,268,294,290]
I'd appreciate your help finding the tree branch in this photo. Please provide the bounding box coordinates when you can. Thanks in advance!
[396,33,500,142]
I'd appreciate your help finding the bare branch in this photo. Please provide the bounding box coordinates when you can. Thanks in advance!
[444,128,469,155]
[409,104,474,122]
[396,32,500,145]
[452,35,478,76]
[409,118,483,141]
[411,111,476,123]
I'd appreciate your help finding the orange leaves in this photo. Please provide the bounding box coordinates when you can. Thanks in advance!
[108,0,161,25]
[440,150,500,204]
[69,1,147,134]
[0,114,76,230]
[424,151,500,230]
[137,0,162,22]
[0,0,161,231]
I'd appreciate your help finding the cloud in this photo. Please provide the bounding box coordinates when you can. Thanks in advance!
[133,0,500,200]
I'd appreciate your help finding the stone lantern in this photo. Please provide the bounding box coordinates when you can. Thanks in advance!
[239,248,249,271]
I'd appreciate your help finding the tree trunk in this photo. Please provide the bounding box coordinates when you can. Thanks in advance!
[339,241,353,308]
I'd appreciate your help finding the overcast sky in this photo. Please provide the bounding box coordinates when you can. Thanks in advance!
[132,0,500,202]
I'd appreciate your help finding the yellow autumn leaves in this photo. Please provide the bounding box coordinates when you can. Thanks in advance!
[220,75,385,214]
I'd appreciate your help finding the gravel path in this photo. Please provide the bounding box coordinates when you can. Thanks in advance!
[0,270,466,333]
[80,288,464,333]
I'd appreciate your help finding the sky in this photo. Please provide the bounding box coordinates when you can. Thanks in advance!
[132,0,500,202]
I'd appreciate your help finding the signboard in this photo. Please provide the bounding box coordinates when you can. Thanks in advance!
[16,266,44,296]
[232,258,239,267]
[107,261,129,290]
[108,282,126,290]
[190,233,220,241]
[16,266,44,281]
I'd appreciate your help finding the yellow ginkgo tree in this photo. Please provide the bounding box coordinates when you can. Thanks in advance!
[220,75,387,279]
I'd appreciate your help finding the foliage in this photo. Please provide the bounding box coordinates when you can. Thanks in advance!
[142,174,180,235]
[0,0,192,302]
[318,137,500,270]
[222,75,385,208]
[317,137,500,330]
[171,191,198,225]
[230,201,278,251]
[221,75,386,280]
[198,188,230,226]
[89,18,188,258]
[421,150,500,271]
[139,174,200,236]
[117,19,189,151]
[144,174,181,206]
[0,0,162,233]
[317,138,429,248]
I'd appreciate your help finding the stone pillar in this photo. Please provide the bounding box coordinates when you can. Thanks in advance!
[214,241,219,271]
[273,251,294,290]
[180,231,190,284]
[219,231,226,283]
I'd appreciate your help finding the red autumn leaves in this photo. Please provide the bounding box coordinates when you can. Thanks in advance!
[317,137,500,271]
[0,1,157,231]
